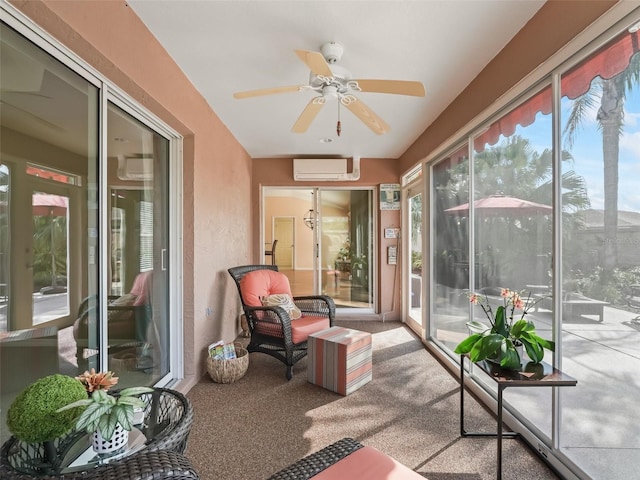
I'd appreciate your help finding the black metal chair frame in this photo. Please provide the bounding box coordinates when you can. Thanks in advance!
[0,388,195,479]
[228,265,336,380]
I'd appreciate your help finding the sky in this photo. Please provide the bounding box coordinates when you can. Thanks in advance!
[505,84,640,214]
[562,87,640,213]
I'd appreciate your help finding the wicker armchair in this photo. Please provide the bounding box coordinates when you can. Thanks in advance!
[267,438,363,480]
[266,437,425,480]
[0,448,199,480]
[228,265,336,380]
[138,388,194,454]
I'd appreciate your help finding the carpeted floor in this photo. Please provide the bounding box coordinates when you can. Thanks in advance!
[185,321,561,480]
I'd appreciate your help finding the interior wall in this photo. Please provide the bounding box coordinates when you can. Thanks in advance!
[11,0,253,389]
[398,0,617,172]
[264,195,313,269]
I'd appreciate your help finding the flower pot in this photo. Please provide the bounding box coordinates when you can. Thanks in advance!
[91,423,128,454]
[486,342,524,370]
[133,406,145,425]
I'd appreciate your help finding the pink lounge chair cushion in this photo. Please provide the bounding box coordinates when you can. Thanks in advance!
[130,271,152,306]
[239,270,293,307]
[290,315,330,344]
[240,270,330,343]
[310,446,424,479]
[252,315,329,344]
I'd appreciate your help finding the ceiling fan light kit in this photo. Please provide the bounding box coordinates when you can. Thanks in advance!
[233,42,425,136]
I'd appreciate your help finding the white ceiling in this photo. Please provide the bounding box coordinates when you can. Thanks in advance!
[128,1,546,160]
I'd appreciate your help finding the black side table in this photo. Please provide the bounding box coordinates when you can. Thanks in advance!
[459,356,577,480]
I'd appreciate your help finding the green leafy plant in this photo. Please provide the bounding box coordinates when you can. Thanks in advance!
[57,383,153,441]
[7,374,87,443]
[454,288,555,370]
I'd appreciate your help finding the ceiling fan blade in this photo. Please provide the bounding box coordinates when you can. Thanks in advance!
[295,50,333,77]
[344,97,390,135]
[291,98,324,133]
[233,85,303,99]
[353,79,426,97]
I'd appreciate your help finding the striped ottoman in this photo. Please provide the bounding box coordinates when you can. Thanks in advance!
[307,326,372,395]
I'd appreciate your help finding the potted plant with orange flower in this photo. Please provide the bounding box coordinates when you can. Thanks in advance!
[454,288,555,370]
[57,369,152,453]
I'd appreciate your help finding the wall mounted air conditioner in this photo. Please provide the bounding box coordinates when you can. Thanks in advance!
[293,157,360,181]
[117,155,153,181]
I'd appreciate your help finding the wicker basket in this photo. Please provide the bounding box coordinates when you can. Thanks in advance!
[207,342,249,383]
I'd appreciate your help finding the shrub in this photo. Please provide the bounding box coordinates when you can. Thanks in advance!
[7,374,87,443]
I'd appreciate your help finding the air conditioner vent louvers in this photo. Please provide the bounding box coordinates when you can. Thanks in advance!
[293,157,360,181]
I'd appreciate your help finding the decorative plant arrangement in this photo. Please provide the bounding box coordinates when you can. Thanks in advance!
[454,288,555,370]
[75,368,120,392]
[5,374,88,467]
[57,370,153,453]
[7,374,87,444]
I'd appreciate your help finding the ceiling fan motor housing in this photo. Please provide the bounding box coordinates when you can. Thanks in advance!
[321,42,343,63]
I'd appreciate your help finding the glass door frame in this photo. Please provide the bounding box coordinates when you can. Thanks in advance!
[402,175,425,336]
[106,89,183,384]
[315,187,375,313]
[261,186,376,314]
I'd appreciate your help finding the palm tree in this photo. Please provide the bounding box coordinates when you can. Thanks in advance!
[473,136,591,261]
[438,135,591,287]
[563,50,640,275]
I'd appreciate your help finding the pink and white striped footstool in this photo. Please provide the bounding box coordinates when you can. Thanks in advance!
[307,326,372,395]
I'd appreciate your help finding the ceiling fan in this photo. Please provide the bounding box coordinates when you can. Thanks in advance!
[233,42,425,136]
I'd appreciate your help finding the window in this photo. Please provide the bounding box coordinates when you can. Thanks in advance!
[426,13,640,480]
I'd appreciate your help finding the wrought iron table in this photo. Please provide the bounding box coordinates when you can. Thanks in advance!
[459,356,577,480]
[0,388,197,479]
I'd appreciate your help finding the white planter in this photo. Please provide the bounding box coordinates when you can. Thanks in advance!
[92,423,129,454]
[133,406,145,425]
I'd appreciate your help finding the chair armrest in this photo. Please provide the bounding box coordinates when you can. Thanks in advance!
[99,449,200,479]
[267,437,363,480]
[293,295,336,324]
[244,305,294,342]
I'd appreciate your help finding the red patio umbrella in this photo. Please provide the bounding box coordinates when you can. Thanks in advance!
[32,193,68,217]
[444,194,552,217]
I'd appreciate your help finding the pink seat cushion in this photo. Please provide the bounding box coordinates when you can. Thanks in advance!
[290,315,330,344]
[130,271,152,306]
[240,270,330,344]
[311,446,424,479]
[252,315,329,344]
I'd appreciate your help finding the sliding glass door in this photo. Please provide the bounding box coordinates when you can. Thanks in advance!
[404,179,423,333]
[318,189,373,309]
[0,16,178,443]
[263,187,374,311]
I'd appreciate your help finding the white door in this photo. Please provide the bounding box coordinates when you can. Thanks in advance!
[274,217,294,268]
